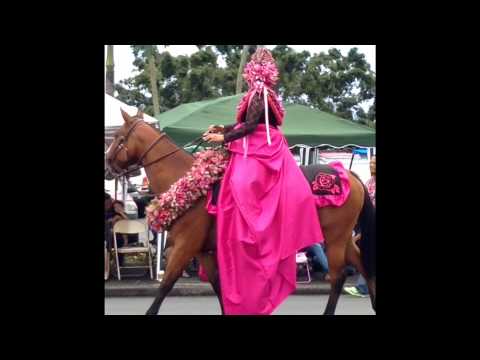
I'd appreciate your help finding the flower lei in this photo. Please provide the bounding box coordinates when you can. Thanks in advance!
[146,148,230,233]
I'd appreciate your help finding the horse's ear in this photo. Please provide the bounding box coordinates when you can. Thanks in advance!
[120,108,132,124]
[136,108,144,118]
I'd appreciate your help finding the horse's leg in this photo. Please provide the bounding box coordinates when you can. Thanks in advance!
[345,237,376,312]
[145,201,211,315]
[366,276,376,311]
[345,172,376,313]
[145,242,195,315]
[320,172,365,315]
[323,240,348,315]
[198,252,224,314]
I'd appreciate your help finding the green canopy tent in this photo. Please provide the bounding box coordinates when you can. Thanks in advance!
[155,94,375,147]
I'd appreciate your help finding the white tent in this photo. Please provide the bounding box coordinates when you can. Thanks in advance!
[105,93,157,126]
[105,94,158,146]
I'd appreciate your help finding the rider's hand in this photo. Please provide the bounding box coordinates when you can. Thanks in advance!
[202,133,224,143]
[203,124,224,137]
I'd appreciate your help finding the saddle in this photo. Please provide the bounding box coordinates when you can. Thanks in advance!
[210,163,344,206]
[300,164,343,196]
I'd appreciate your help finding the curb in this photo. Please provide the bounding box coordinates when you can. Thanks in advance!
[105,280,356,297]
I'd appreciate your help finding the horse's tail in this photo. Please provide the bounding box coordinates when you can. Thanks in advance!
[352,172,376,279]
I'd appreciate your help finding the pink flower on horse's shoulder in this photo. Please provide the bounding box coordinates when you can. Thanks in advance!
[314,173,336,190]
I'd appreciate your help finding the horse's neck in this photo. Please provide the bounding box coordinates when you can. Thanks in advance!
[140,132,194,194]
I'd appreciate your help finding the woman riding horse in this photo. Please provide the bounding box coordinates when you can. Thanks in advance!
[106,49,376,315]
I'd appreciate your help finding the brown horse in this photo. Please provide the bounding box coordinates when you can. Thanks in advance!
[105,108,376,315]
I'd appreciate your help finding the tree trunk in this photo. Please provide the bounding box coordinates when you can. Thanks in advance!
[235,45,250,94]
[106,45,114,96]
[148,46,160,116]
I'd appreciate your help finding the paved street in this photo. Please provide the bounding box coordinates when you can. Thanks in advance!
[105,295,375,315]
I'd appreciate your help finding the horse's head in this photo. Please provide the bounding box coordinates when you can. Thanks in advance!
[106,107,146,177]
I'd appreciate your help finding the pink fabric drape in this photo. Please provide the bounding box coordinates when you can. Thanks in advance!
[208,124,323,315]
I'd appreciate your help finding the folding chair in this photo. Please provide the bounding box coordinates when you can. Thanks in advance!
[296,252,311,283]
[113,219,153,280]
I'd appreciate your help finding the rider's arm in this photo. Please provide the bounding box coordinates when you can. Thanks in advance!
[222,123,236,133]
[223,93,264,143]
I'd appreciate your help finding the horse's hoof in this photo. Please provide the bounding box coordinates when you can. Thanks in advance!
[145,309,157,315]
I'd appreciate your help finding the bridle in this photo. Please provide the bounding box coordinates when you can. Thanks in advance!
[107,118,181,178]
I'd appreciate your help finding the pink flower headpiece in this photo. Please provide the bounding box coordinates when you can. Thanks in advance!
[237,48,284,149]
[243,48,279,90]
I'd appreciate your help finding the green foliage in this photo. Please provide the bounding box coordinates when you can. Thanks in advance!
[114,45,375,123]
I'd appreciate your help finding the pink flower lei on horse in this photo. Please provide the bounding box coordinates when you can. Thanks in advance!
[146,148,230,233]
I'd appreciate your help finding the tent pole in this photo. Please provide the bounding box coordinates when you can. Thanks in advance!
[122,176,126,203]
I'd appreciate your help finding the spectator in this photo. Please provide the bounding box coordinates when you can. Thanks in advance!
[344,155,375,297]
[110,200,129,247]
[304,243,330,281]
[105,197,132,279]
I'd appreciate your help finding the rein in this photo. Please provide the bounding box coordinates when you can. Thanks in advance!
[108,118,210,179]
[109,119,181,178]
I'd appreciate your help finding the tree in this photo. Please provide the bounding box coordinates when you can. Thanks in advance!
[115,45,376,124]
[236,45,250,94]
[147,47,161,116]
[367,101,376,126]
[271,45,310,104]
[212,45,257,95]
[301,47,375,120]
[105,45,114,96]
[116,45,171,115]
[213,45,244,68]
[183,46,222,101]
